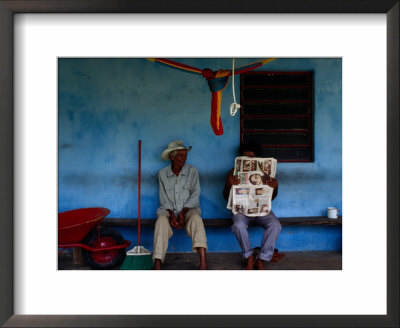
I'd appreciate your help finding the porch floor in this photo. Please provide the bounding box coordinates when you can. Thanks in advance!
[58,250,342,270]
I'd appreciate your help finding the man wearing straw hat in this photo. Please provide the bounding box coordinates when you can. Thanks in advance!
[153,140,208,270]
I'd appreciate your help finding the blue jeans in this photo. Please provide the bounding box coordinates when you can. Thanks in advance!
[231,211,282,261]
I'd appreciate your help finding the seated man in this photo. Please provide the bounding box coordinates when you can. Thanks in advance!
[223,143,282,270]
[153,140,208,270]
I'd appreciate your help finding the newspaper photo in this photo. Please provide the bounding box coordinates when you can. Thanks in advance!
[227,156,277,217]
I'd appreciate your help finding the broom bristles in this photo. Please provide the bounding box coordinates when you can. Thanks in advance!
[120,245,154,270]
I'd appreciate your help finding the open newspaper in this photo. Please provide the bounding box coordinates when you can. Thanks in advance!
[227,157,277,217]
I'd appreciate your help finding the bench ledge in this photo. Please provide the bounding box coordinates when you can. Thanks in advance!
[103,216,342,227]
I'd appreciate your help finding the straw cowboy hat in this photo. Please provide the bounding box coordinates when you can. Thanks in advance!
[161,140,192,160]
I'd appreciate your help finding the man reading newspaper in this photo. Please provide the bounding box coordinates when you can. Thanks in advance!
[223,143,283,270]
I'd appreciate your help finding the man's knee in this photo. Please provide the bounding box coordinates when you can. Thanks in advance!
[260,212,281,232]
[186,209,203,225]
[232,222,248,233]
[191,214,203,225]
[154,213,173,244]
[186,208,201,218]
[271,217,282,233]
[155,213,169,229]
[232,214,248,231]
[231,221,248,233]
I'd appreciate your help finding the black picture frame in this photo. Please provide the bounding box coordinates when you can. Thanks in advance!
[0,1,398,327]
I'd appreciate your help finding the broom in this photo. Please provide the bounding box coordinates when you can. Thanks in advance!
[120,140,154,270]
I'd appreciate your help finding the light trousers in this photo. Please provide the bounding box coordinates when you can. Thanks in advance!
[153,208,208,262]
[231,211,282,261]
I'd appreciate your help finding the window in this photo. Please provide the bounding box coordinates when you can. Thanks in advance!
[240,71,314,162]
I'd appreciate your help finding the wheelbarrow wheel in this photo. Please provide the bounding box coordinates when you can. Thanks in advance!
[81,227,126,270]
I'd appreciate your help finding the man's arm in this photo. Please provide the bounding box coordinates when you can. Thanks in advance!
[176,168,200,229]
[223,168,239,201]
[158,172,179,228]
[182,167,201,209]
[158,172,171,210]
[266,177,279,200]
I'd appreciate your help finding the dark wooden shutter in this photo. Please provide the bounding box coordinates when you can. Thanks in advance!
[240,71,314,162]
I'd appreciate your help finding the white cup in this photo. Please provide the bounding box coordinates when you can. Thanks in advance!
[327,207,339,219]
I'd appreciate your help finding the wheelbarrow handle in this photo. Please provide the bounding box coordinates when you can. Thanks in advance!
[58,240,131,253]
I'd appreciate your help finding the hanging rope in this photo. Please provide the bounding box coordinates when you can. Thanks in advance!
[230,58,241,116]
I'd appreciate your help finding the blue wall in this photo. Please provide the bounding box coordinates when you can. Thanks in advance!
[58,58,342,252]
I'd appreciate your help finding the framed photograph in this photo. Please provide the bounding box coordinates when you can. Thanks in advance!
[1,1,398,327]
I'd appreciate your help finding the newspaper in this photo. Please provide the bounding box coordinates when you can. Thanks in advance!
[227,156,277,217]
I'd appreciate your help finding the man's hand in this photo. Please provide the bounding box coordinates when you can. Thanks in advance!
[223,169,239,201]
[265,177,278,189]
[176,207,189,229]
[228,171,240,186]
[167,209,179,228]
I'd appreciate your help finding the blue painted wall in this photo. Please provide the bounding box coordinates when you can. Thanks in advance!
[58,58,342,252]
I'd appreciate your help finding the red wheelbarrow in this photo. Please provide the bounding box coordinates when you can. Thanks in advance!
[58,207,131,269]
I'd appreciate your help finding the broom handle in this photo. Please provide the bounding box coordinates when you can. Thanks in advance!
[138,139,141,246]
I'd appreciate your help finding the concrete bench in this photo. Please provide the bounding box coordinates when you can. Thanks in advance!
[103,216,342,252]
[103,216,342,227]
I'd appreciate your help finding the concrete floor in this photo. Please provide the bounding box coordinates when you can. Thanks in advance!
[58,250,342,270]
